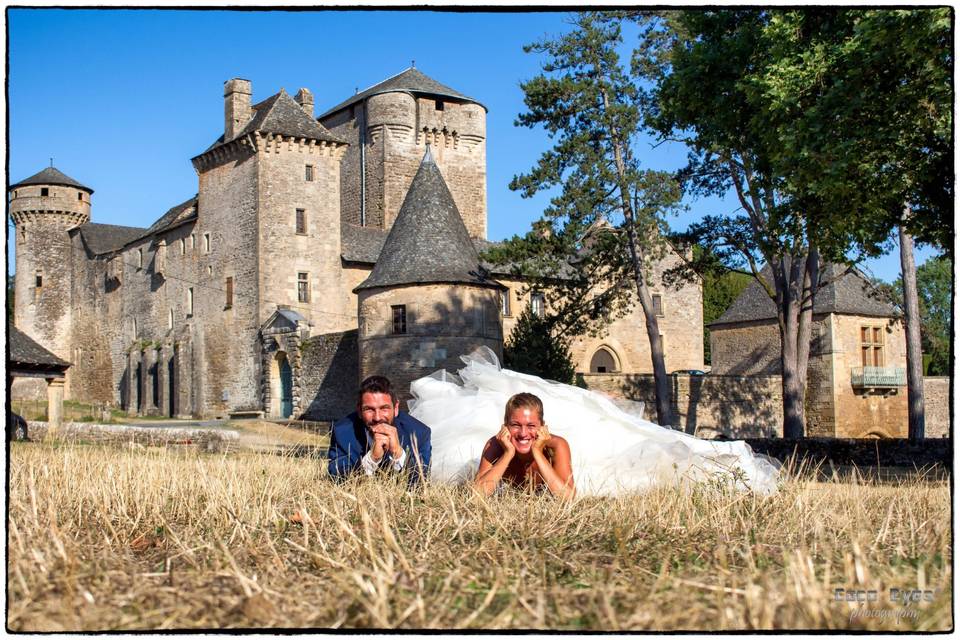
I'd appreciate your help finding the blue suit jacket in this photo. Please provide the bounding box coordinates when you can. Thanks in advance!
[327,411,431,484]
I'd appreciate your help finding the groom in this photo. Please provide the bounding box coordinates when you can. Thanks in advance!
[327,375,432,484]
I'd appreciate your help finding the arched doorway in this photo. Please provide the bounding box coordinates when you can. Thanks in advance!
[590,347,619,373]
[271,351,294,418]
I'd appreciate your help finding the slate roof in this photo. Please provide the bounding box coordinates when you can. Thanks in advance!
[8,326,71,370]
[200,89,344,155]
[10,166,93,193]
[143,196,198,237]
[74,222,148,256]
[711,263,899,327]
[353,147,502,293]
[319,67,485,119]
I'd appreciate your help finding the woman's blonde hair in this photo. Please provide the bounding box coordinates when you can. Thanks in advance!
[503,392,544,425]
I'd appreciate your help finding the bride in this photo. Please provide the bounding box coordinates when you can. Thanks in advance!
[407,347,781,497]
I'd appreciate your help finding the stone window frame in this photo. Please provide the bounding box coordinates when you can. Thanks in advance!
[499,289,512,317]
[179,238,186,255]
[190,233,196,250]
[40,187,49,197]
[435,99,444,111]
[225,276,234,310]
[295,208,307,235]
[187,287,194,317]
[305,164,314,182]
[35,271,42,289]
[297,272,310,303]
[652,293,664,317]
[203,233,211,254]
[168,308,174,330]
[392,304,407,335]
[132,317,138,339]
[137,248,143,270]
[530,291,546,318]
[860,325,885,367]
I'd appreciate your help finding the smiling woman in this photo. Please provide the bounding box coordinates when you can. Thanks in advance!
[472,392,575,500]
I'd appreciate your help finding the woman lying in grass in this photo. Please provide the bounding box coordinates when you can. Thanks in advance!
[473,392,575,500]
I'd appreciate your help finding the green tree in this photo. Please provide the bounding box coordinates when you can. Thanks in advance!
[742,9,952,440]
[488,12,682,425]
[634,9,951,438]
[891,256,952,377]
[503,308,576,384]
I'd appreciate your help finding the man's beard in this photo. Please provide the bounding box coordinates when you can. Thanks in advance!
[365,415,394,430]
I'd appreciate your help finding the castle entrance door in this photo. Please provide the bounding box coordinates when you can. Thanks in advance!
[279,354,293,418]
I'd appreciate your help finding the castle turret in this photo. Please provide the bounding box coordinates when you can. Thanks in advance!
[319,67,488,239]
[8,166,92,380]
[354,147,503,405]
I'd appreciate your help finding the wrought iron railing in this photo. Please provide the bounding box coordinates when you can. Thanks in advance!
[851,367,906,388]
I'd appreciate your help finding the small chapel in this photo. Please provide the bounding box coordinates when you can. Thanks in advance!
[9,69,705,420]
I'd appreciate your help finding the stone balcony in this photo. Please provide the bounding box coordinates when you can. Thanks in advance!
[851,366,907,389]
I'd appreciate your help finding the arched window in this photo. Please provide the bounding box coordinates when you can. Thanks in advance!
[590,347,618,373]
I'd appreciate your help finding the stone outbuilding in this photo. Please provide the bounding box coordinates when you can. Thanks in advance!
[7,326,71,428]
[354,146,504,406]
[710,264,908,438]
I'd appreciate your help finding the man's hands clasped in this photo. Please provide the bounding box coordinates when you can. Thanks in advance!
[369,423,403,462]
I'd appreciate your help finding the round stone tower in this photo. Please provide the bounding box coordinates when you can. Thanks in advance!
[354,147,503,405]
[8,166,92,364]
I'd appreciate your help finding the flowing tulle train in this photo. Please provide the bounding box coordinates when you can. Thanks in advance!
[407,347,781,496]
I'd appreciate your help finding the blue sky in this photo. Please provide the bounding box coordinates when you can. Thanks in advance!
[6,8,937,282]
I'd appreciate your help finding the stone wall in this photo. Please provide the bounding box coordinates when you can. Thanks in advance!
[25,420,237,452]
[580,372,784,438]
[923,377,951,438]
[300,330,359,421]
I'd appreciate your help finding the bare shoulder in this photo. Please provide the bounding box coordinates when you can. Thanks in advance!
[549,434,571,452]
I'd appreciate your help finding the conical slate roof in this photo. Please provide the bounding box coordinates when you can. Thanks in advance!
[200,89,344,155]
[710,263,898,327]
[319,67,485,119]
[354,147,500,293]
[9,166,93,193]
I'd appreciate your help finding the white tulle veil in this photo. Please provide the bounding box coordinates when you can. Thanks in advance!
[408,347,781,496]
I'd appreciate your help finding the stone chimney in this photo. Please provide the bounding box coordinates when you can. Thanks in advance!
[295,88,314,117]
[224,78,252,140]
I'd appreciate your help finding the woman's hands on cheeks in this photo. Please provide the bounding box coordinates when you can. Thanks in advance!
[532,424,551,453]
[497,425,515,455]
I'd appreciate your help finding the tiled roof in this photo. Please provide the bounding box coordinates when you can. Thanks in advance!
[319,67,484,119]
[200,89,345,155]
[9,166,93,193]
[75,222,148,256]
[711,263,899,327]
[354,146,501,292]
[8,326,71,369]
[144,196,198,237]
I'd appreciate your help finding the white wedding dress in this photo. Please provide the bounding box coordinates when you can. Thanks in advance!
[408,347,781,497]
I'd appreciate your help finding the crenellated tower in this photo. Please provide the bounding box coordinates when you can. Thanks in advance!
[8,166,92,371]
[320,67,488,239]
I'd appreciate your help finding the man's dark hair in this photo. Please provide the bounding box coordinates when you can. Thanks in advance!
[357,375,398,406]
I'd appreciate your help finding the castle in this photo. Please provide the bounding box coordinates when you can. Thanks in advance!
[9,69,705,420]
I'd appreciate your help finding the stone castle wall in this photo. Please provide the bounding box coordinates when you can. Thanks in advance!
[923,377,951,438]
[192,146,262,416]
[300,330,359,421]
[256,137,350,334]
[581,372,784,438]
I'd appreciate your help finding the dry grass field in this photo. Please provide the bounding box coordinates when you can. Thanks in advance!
[6,440,952,631]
